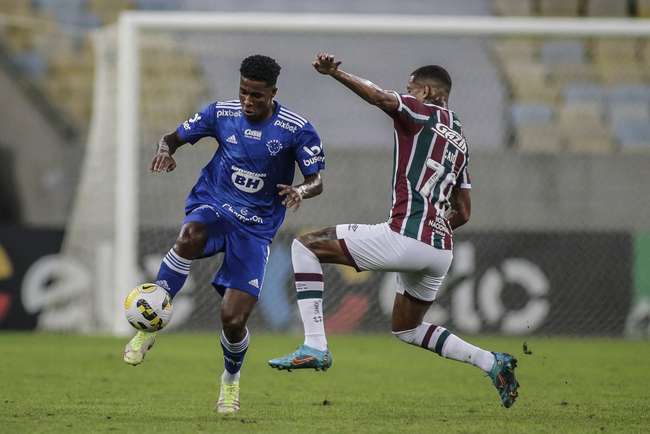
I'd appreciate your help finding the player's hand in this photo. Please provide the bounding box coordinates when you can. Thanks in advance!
[313,52,341,75]
[277,184,303,211]
[150,151,177,173]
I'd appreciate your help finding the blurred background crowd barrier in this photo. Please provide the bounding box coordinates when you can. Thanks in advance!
[0,0,649,337]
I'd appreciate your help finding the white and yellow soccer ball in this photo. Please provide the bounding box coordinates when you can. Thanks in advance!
[124,283,173,332]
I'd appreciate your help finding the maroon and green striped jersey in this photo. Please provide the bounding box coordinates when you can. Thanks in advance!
[387,92,471,250]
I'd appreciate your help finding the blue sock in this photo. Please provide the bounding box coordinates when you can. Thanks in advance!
[155,249,192,298]
[220,329,249,379]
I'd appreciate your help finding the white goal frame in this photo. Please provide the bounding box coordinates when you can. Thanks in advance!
[114,11,650,334]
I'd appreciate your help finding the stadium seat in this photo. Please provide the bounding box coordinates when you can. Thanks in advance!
[538,0,580,16]
[563,82,608,104]
[608,101,650,127]
[596,63,646,85]
[492,0,534,16]
[558,102,613,151]
[613,119,650,150]
[0,0,33,15]
[541,40,585,65]
[585,0,629,16]
[608,85,650,104]
[592,39,639,64]
[550,64,599,87]
[566,137,615,153]
[638,0,650,17]
[135,0,181,10]
[515,124,563,153]
[511,103,554,126]
[492,39,539,63]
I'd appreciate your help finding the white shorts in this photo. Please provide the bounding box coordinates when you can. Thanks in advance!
[336,223,453,302]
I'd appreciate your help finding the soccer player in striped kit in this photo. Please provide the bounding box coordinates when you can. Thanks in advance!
[269,53,519,408]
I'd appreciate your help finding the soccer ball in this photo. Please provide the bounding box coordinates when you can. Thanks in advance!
[124,283,173,332]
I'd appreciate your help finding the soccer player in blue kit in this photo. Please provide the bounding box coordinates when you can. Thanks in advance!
[122,55,326,414]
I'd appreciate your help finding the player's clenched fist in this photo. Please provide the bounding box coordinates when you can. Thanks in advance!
[150,144,177,173]
[312,52,341,75]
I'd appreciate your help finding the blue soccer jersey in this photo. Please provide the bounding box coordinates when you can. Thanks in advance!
[176,99,325,241]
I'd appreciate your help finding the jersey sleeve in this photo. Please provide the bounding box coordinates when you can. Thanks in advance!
[293,123,325,176]
[389,92,431,131]
[176,103,217,145]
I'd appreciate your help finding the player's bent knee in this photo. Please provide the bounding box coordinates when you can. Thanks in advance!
[220,309,247,334]
[175,223,208,258]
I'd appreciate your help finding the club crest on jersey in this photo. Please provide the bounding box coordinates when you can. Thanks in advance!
[266,139,283,156]
[432,123,466,152]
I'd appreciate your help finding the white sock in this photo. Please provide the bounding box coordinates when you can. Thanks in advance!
[393,323,495,373]
[221,370,240,385]
[292,239,328,351]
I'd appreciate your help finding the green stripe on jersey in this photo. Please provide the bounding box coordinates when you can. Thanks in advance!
[403,120,435,238]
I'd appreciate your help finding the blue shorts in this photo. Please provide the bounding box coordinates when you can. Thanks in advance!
[184,204,270,299]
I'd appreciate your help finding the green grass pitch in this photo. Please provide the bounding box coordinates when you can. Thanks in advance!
[1,333,649,433]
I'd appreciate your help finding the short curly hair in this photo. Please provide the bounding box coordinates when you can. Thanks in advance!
[240,54,281,86]
[411,65,452,95]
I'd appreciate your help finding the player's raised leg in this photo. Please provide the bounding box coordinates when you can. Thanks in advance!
[123,217,208,366]
[391,291,519,408]
[268,227,351,371]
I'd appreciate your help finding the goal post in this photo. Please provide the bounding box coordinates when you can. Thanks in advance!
[67,12,650,335]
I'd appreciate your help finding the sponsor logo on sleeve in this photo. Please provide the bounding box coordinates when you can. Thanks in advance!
[183,113,202,130]
[302,143,325,166]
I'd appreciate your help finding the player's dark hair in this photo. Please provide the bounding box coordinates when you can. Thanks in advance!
[411,65,452,95]
[240,54,281,87]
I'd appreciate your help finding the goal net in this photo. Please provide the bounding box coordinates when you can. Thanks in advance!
[63,12,650,336]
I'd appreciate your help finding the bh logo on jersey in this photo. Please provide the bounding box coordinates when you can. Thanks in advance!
[302,143,325,166]
[432,123,466,152]
[231,166,266,193]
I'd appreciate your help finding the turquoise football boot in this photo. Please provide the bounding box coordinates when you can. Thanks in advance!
[268,344,333,371]
[488,352,520,408]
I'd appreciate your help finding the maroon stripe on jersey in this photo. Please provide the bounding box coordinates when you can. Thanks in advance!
[338,239,362,272]
[421,324,438,349]
[294,273,323,282]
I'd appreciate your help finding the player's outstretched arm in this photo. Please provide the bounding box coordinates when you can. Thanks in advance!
[277,173,323,212]
[448,186,471,230]
[312,52,399,114]
[150,131,185,173]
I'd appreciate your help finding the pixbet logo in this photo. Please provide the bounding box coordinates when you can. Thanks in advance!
[274,119,297,133]
[216,109,241,118]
